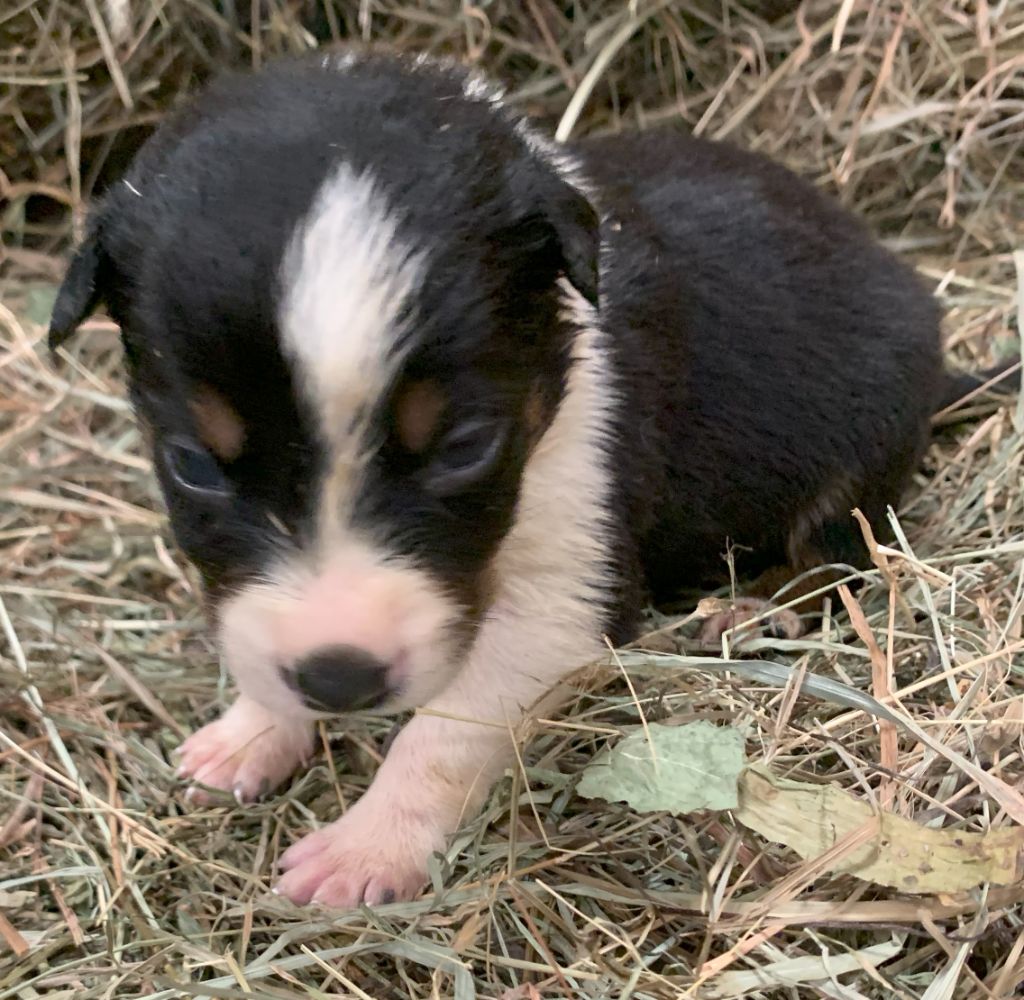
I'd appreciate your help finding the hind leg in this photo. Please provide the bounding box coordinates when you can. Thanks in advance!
[699,506,870,649]
[698,592,804,646]
[697,563,850,646]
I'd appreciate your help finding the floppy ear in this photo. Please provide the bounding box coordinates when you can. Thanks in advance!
[503,156,601,308]
[48,220,110,351]
[539,172,600,307]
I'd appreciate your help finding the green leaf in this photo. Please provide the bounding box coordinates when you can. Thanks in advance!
[576,720,744,814]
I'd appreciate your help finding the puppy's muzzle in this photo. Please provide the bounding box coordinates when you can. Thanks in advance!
[281,645,391,713]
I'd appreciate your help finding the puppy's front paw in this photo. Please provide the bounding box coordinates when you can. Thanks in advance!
[274,793,447,907]
[699,596,803,648]
[177,696,315,804]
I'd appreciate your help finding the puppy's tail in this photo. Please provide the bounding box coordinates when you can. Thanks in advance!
[933,359,1021,423]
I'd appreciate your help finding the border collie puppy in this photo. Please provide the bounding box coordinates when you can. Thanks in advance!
[51,51,970,907]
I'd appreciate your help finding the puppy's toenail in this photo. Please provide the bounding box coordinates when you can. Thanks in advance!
[233,785,246,805]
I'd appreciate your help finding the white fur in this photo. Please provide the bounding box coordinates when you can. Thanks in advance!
[280,164,424,549]
[217,542,463,715]
[322,51,361,72]
[279,164,421,469]
[274,287,620,906]
[462,72,506,106]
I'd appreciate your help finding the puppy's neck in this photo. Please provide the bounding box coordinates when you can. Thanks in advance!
[488,284,617,635]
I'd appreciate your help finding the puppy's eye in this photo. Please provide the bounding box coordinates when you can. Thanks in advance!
[422,417,507,497]
[164,439,229,496]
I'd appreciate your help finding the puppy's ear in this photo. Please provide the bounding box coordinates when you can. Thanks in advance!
[503,156,601,308]
[538,172,600,307]
[48,218,110,352]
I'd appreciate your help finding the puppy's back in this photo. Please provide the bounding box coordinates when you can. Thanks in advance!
[580,130,944,595]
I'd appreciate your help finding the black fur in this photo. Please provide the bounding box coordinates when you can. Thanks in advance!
[49,53,989,648]
[581,130,947,636]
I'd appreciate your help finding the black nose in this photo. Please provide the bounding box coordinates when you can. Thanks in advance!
[283,645,391,713]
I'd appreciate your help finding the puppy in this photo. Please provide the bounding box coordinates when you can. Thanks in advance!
[50,51,976,906]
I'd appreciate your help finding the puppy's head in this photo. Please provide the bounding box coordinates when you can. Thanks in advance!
[50,53,600,717]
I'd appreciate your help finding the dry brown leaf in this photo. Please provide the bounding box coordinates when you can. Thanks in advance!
[979,699,1024,756]
[736,766,1024,893]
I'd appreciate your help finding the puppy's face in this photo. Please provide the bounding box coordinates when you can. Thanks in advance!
[50,55,598,718]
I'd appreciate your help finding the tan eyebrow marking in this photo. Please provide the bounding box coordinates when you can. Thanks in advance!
[394,380,447,453]
[189,385,246,461]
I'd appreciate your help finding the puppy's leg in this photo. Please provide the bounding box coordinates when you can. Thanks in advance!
[699,501,867,649]
[699,562,861,647]
[698,590,804,647]
[274,600,605,907]
[177,695,315,804]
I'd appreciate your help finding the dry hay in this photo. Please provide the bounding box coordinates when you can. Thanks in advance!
[2,1,1024,997]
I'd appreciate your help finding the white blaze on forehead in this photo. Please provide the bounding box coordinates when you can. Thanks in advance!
[279,164,422,453]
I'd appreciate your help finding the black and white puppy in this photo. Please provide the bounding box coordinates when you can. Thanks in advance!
[52,51,960,907]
